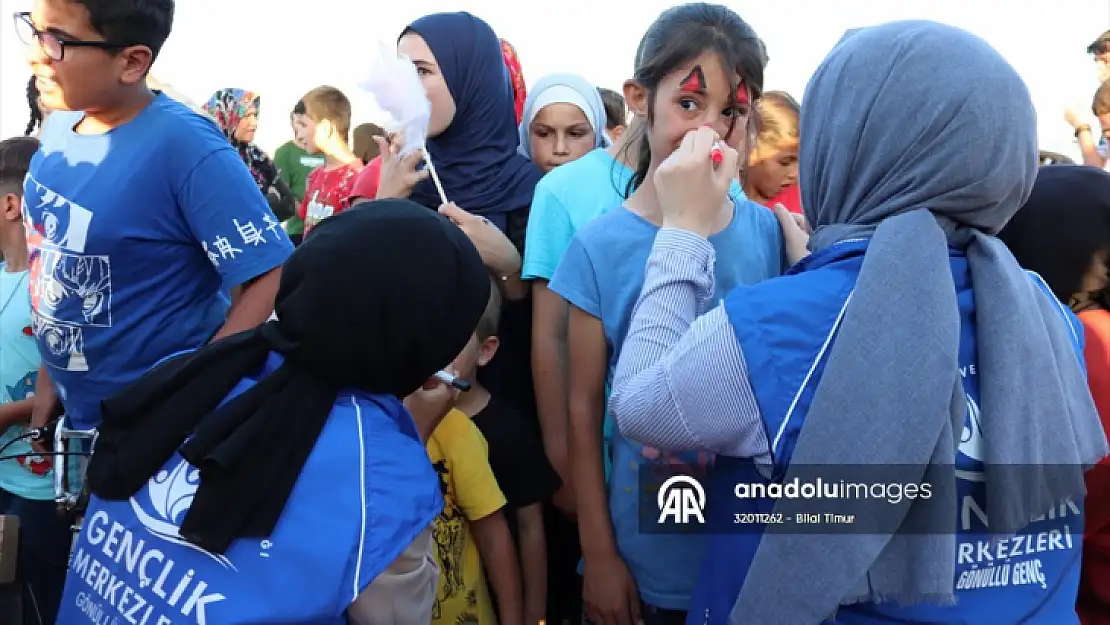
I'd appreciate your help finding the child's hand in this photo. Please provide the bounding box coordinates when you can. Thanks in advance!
[404,371,460,442]
[774,203,811,265]
[374,133,430,201]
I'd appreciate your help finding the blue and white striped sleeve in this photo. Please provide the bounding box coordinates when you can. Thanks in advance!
[610,228,771,459]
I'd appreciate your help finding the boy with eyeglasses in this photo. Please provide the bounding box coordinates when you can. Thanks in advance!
[14,0,292,437]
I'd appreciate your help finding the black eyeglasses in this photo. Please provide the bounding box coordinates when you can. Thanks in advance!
[13,12,128,61]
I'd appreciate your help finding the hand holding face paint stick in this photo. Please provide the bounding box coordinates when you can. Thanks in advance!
[654,126,740,238]
[710,141,724,165]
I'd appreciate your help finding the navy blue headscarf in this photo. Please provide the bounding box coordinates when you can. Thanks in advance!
[405,12,542,232]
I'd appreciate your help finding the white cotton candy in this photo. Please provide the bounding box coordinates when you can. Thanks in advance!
[358,42,432,159]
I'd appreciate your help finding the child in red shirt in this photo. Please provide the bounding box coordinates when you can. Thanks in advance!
[745,91,801,213]
[294,87,363,237]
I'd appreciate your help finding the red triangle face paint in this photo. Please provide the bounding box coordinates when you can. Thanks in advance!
[680,66,707,93]
[736,82,750,107]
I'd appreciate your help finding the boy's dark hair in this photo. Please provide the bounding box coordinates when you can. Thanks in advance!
[475,278,502,342]
[598,88,627,131]
[0,137,40,193]
[1093,80,1110,117]
[299,87,352,144]
[70,0,175,63]
[25,76,42,137]
[621,3,767,197]
[1088,30,1110,56]
[292,101,306,116]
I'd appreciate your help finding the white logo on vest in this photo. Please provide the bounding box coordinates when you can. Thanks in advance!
[657,475,706,524]
[131,459,238,571]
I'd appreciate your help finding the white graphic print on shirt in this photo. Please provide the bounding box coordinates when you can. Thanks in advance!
[24,174,105,373]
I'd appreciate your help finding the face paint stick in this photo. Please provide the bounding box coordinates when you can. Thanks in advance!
[434,370,471,392]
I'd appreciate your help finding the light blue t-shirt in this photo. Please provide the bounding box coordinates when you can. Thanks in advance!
[548,201,784,610]
[0,266,53,500]
[523,148,632,282]
[24,93,294,430]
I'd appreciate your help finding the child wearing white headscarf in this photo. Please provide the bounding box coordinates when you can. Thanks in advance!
[518,73,612,173]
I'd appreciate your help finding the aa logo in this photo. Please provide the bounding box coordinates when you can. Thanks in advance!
[657,475,706,524]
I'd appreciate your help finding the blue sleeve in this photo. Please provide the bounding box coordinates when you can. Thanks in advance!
[523,182,576,281]
[548,235,602,318]
[177,147,294,289]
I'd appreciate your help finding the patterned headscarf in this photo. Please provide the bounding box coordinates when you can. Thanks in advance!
[202,88,277,193]
[500,39,527,125]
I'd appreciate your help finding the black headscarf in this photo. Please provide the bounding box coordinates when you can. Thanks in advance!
[87,200,491,554]
[999,164,1110,304]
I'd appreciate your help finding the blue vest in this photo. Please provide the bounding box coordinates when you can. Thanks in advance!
[56,352,442,625]
[688,240,1086,625]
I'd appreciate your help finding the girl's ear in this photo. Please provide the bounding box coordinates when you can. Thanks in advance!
[624,80,648,119]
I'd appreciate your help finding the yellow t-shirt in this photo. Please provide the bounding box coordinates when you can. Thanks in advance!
[426,408,507,625]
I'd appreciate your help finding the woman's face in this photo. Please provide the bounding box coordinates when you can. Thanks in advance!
[529,103,595,173]
[746,146,799,201]
[634,51,752,172]
[234,109,258,143]
[399,33,456,138]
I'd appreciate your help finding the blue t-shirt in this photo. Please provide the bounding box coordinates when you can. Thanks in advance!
[549,202,784,610]
[56,352,442,625]
[24,93,293,430]
[0,266,53,500]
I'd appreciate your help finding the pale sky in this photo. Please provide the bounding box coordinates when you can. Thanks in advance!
[1,0,1108,157]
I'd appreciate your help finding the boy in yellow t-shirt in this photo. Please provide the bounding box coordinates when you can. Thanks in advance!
[427,284,524,625]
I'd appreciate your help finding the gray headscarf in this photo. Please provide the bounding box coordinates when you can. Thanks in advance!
[517,73,612,159]
[731,21,1107,624]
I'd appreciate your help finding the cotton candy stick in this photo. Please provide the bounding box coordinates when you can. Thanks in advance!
[421,146,449,206]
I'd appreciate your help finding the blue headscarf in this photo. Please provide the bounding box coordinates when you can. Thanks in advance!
[517,73,612,159]
[405,12,542,232]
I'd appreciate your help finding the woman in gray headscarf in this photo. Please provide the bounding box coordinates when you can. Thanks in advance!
[607,20,1107,625]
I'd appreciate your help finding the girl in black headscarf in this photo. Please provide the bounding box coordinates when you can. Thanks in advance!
[56,201,492,625]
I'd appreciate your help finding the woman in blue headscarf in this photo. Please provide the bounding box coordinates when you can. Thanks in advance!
[517,73,612,174]
[388,12,542,251]
[376,12,544,462]
[607,21,1108,625]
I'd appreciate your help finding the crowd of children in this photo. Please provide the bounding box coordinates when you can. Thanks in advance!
[3,1,1110,625]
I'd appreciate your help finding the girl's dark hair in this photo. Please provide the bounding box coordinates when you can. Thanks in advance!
[998,165,1110,306]
[25,76,42,136]
[620,3,767,197]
